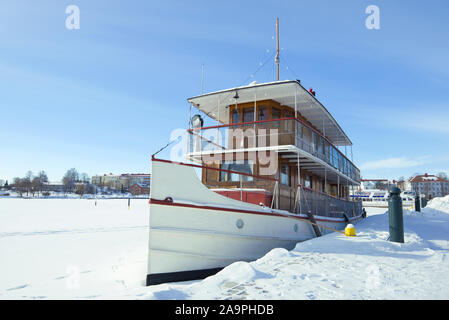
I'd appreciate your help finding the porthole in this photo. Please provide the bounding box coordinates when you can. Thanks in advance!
[236,219,244,229]
[294,224,298,232]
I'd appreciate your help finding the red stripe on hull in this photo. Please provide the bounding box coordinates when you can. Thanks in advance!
[149,198,363,224]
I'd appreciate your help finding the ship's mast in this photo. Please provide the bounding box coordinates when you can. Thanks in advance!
[275,17,280,81]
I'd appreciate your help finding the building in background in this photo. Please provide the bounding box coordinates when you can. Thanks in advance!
[393,179,412,192]
[360,179,391,191]
[409,173,449,199]
[129,183,150,195]
[42,181,64,192]
[92,173,151,191]
[0,179,5,187]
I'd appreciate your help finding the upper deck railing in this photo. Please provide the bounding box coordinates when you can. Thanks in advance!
[187,117,361,183]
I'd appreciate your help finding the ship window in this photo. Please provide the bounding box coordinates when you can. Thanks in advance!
[296,122,303,139]
[317,136,324,155]
[232,109,239,123]
[271,107,281,128]
[284,110,294,132]
[285,110,294,118]
[220,160,254,182]
[281,164,289,186]
[258,106,267,120]
[243,108,254,123]
[305,174,311,188]
[272,107,281,119]
[311,132,317,152]
[303,126,311,146]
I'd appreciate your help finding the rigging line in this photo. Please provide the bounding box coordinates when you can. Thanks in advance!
[257,52,275,84]
[200,51,276,119]
[237,51,276,88]
[281,52,300,80]
[152,135,182,158]
[190,41,276,120]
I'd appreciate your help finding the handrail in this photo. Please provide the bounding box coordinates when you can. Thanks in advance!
[188,117,360,175]
[190,130,226,150]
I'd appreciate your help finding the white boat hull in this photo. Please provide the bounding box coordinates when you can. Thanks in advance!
[363,201,414,208]
[146,159,363,285]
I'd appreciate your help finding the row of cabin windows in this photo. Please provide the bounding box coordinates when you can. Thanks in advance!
[281,164,311,188]
[297,122,359,182]
[218,161,311,188]
[232,107,357,180]
[219,160,254,182]
[219,161,339,196]
[232,107,293,124]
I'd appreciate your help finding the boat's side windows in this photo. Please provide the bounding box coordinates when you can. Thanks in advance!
[258,106,267,121]
[281,164,289,186]
[272,107,281,120]
[271,107,281,129]
[243,108,254,123]
[305,174,311,189]
[232,109,239,124]
[220,160,254,182]
[284,111,294,132]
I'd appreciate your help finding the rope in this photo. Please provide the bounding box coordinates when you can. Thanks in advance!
[238,51,276,88]
[152,135,182,158]
[301,217,346,236]
[280,51,300,80]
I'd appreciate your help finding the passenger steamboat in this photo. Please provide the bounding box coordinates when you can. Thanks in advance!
[146,20,364,285]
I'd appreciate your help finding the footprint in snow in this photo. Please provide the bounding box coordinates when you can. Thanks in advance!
[305,291,317,300]
[6,284,30,291]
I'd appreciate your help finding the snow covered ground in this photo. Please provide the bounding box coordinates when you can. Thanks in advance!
[1,197,449,299]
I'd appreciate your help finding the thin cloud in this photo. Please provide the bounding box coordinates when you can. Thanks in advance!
[360,157,428,170]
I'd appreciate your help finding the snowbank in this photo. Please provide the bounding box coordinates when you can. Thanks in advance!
[142,198,449,300]
[425,195,449,214]
[1,196,449,299]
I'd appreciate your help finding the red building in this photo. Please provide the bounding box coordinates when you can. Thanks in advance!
[129,183,150,195]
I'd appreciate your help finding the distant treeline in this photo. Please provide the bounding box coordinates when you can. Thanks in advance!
[7,168,94,197]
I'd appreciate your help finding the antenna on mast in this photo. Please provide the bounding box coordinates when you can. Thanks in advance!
[275,17,280,81]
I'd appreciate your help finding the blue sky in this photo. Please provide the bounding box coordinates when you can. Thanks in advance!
[1,0,448,182]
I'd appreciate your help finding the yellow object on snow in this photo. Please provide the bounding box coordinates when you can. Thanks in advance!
[345,224,356,237]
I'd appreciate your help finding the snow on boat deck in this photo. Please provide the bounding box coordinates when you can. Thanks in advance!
[1,197,449,299]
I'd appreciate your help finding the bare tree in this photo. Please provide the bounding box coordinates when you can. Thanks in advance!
[31,177,40,197]
[437,172,448,180]
[86,183,95,194]
[62,168,79,194]
[80,173,90,183]
[36,171,48,195]
[23,171,33,196]
[75,183,87,197]
[375,181,387,190]
[13,177,24,197]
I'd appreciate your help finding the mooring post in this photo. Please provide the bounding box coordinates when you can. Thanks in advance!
[388,186,404,243]
[421,196,427,208]
[415,193,421,212]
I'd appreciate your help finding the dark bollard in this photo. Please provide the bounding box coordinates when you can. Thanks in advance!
[415,194,421,212]
[421,197,427,208]
[388,186,404,243]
